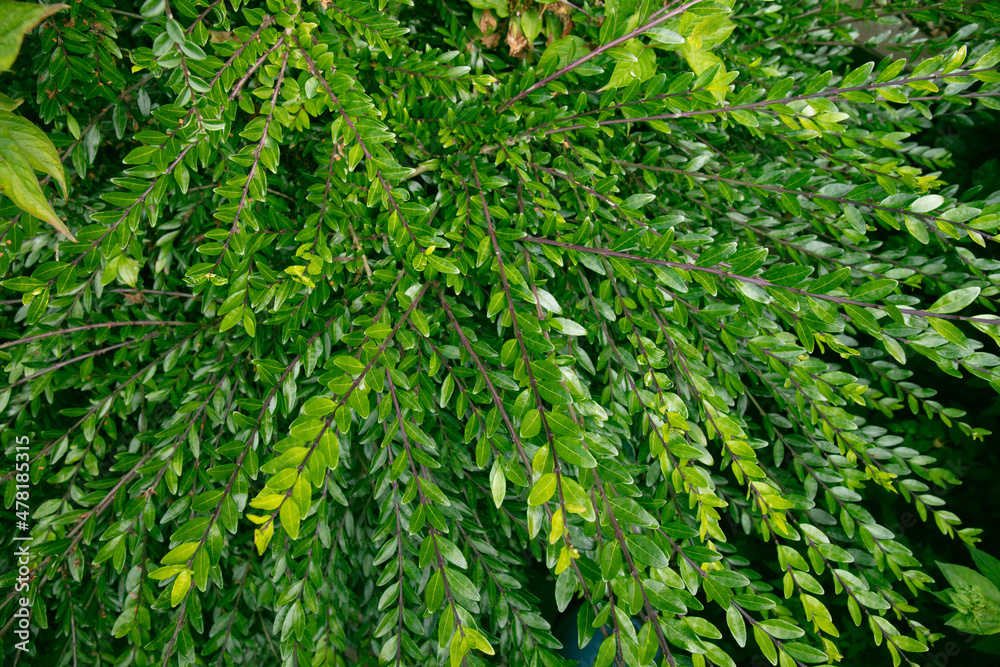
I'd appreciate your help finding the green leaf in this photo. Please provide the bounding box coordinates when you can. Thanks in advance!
[426,253,460,274]
[554,438,598,468]
[841,61,874,88]
[267,468,299,491]
[425,570,445,612]
[538,35,589,72]
[0,110,74,239]
[843,304,880,334]
[805,267,850,293]
[890,636,928,653]
[220,304,245,332]
[645,26,684,45]
[928,287,981,314]
[851,279,897,302]
[552,317,587,336]
[490,459,506,508]
[280,497,301,539]
[0,2,68,71]
[622,193,655,209]
[520,408,541,439]
[624,534,669,568]
[519,9,541,43]
[0,91,22,111]
[123,145,159,165]
[161,542,198,565]
[527,473,556,506]
[594,635,617,667]
[303,396,337,416]
[970,546,1000,589]
[111,607,136,638]
[929,318,970,348]
[254,523,273,556]
[601,40,657,91]
[727,604,746,647]
[334,356,366,374]
[170,569,191,606]
[754,625,778,666]
[2,275,43,291]
[938,562,1000,597]
[781,642,829,663]
[909,194,944,213]
[609,497,657,527]
[757,619,805,640]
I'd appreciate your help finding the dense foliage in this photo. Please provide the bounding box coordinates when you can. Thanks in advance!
[3,0,1000,665]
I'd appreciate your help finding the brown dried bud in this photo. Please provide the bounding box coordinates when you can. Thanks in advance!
[478,9,497,35]
[506,22,528,58]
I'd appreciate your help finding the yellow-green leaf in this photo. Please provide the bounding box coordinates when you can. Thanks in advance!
[254,522,274,555]
[170,569,191,606]
[280,498,301,539]
[0,110,74,240]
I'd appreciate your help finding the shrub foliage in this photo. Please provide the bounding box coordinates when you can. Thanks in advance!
[3,0,1000,666]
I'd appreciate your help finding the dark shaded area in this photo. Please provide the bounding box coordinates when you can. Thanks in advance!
[907,79,1000,194]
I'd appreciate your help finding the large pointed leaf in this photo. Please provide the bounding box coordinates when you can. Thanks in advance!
[0,110,74,240]
[0,91,22,111]
[0,1,67,71]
